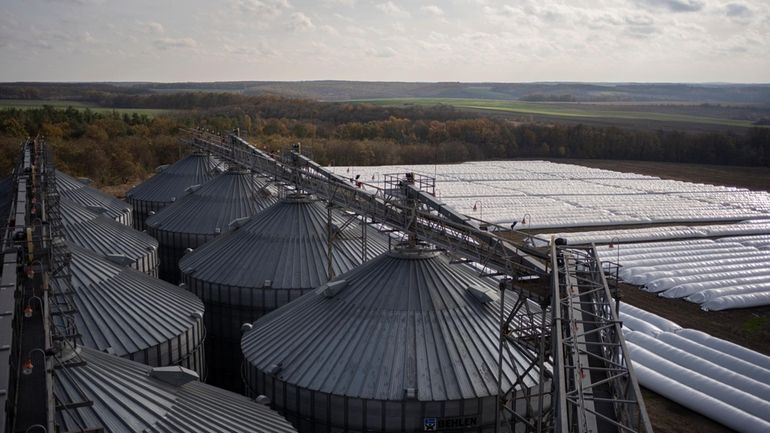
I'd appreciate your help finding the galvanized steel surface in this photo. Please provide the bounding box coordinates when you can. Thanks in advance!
[61,197,159,275]
[126,153,224,230]
[180,195,388,293]
[55,347,297,433]
[242,246,539,402]
[146,169,277,283]
[56,170,133,226]
[146,169,275,236]
[58,244,205,370]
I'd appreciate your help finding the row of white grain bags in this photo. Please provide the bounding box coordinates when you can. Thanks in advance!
[619,303,770,432]
[595,238,770,310]
[539,220,770,247]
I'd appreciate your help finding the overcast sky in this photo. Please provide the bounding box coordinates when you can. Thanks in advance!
[0,0,768,83]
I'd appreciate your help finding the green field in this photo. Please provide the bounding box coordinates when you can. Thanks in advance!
[0,99,172,117]
[351,97,762,129]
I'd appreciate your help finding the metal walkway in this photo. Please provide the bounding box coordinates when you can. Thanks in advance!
[553,246,650,433]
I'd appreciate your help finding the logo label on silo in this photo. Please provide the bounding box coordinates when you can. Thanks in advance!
[423,417,437,431]
[424,416,478,431]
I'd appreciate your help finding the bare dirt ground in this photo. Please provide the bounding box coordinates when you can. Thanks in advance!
[556,159,770,192]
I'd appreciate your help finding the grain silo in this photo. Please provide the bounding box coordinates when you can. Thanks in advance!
[179,193,388,390]
[61,196,159,275]
[58,244,206,374]
[242,243,540,433]
[146,168,276,284]
[56,170,133,226]
[125,152,224,231]
[54,346,297,433]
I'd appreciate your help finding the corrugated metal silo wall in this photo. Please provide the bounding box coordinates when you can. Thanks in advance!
[182,277,310,392]
[124,316,206,376]
[150,230,215,284]
[126,196,166,232]
[244,369,502,433]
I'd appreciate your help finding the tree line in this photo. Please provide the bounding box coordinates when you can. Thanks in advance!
[0,94,768,187]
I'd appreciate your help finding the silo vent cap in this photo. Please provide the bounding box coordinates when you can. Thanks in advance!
[150,366,199,386]
[316,280,347,298]
[228,216,251,230]
[266,363,283,375]
[255,395,271,405]
[241,323,253,334]
[105,254,133,267]
[466,285,499,304]
[184,184,202,194]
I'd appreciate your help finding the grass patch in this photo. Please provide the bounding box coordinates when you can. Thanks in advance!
[743,315,769,333]
[351,97,762,128]
[0,99,172,117]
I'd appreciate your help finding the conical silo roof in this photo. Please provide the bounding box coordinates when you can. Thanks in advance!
[61,197,159,275]
[56,170,133,226]
[54,347,297,433]
[146,169,275,236]
[57,244,205,373]
[180,194,388,292]
[146,169,277,283]
[125,152,224,231]
[242,245,540,403]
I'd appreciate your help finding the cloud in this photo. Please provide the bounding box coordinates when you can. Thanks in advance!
[421,5,444,17]
[322,0,356,6]
[375,2,410,17]
[365,46,397,57]
[143,21,165,34]
[345,25,366,36]
[223,42,276,58]
[319,24,339,35]
[725,3,751,17]
[634,0,705,13]
[153,37,198,50]
[80,31,95,43]
[289,12,315,31]
[42,0,105,5]
[233,0,291,19]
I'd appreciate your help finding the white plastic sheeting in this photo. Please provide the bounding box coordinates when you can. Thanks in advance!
[592,236,770,310]
[675,329,770,371]
[626,331,770,402]
[620,302,770,432]
[331,160,770,229]
[629,353,770,433]
[655,332,770,384]
[686,282,770,303]
[619,302,681,333]
[538,221,770,246]
[702,292,770,311]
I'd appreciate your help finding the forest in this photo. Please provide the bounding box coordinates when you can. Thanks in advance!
[0,93,769,188]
